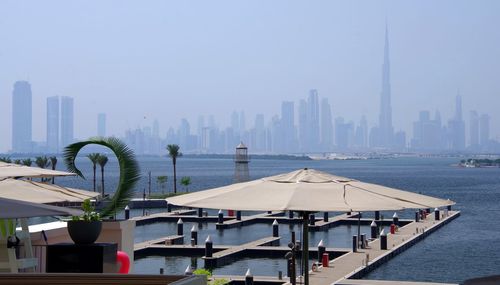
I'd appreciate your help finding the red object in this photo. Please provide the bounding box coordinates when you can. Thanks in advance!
[228,210,235,216]
[322,253,329,267]
[116,250,130,274]
[390,224,396,234]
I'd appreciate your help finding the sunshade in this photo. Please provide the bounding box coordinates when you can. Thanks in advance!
[0,178,99,204]
[0,162,76,179]
[167,168,454,212]
[0,197,82,219]
[167,168,455,285]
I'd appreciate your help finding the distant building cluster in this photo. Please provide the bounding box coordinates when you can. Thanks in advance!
[7,26,499,155]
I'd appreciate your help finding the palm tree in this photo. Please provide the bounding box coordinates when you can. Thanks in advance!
[156,176,168,194]
[180,176,191,192]
[22,158,33,166]
[13,159,21,165]
[35,156,50,169]
[49,156,57,184]
[97,154,109,197]
[64,137,140,218]
[87,153,100,192]
[166,144,182,194]
[0,157,11,163]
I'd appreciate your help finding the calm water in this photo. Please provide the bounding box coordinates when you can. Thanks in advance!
[52,156,500,283]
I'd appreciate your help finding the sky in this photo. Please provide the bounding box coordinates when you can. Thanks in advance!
[1,0,499,152]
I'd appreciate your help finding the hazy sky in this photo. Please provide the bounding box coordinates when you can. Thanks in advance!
[1,0,499,152]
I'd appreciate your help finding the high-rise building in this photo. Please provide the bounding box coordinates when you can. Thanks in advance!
[307,89,320,151]
[469,111,479,148]
[298,99,308,151]
[411,110,444,151]
[11,81,32,153]
[46,96,59,152]
[354,116,368,148]
[320,98,333,150]
[281,101,296,153]
[479,114,490,146]
[374,25,394,148]
[97,113,106,137]
[60,96,74,149]
[447,95,466,151]
[335,117,354,150]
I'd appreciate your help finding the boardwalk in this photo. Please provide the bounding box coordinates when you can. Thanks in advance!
[336,280,457,285]
[302,211,460,285]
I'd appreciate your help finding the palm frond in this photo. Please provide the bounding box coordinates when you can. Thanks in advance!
[63,137,141,218]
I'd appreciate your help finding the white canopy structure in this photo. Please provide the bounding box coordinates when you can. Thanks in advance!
[0,162,75,179]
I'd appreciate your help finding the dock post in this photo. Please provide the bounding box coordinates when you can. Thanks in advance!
[374,211,380,220]
[236,211,242,221]
[371,220,378,239]
[352,235,358,252]
[218,209,224,224]
[380,229,387,250]
[289,211,294,219]
[167,202,172,212]
[426,208,431,214]
[447,205,452,211]
[415,211,420,222]
[309,214,315,226]
[205,235,213,257]
[191,225,198,245]
[273,220,279,237]
[347,211,351,216]
[177,218,184,236]
[323,212,329,222]
[245,269,254,285]
[317,240,325,261]
[267,211,272,214]
[392,212,399,227]
[160,268,164,275]
[434,208,440,221]
[124,205,130,220]
[198,208,203,218]
[361,234,367,249]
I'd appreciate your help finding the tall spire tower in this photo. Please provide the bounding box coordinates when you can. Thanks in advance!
[378,23,394,148]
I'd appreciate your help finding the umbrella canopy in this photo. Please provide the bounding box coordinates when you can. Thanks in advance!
[0,197,82,219]
[167,168,454,212]
[167,168,455,285]
[0,178,99,204]
[0,161,76,179]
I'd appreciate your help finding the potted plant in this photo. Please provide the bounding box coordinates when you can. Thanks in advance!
[67,199,102,244]
[64,137,141,245]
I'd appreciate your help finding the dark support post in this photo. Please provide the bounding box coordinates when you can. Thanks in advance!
[191,225,198,245]
[218,209,224,224]
[245,269,254,285]
[302,212,310,285]
[361,234,366,249]
[434,208,440,221]
[177,218,184,236]
[198,208,203,218]
[268,211,272,214]
[426,208,431,214]
[309,214,315,226]
[236,211,242,221]
[370,220,377,239]
[375,211,380,220]
[415,211,420,222]
[167,202,172,212]
[447,205,452,211]
[352,235,358,252]
[289,211,294,219]
[317,240,325,261]
[273,220,279,237]
[205,235,213,257]
[392,212,399,227]
[287,259,292,278]
[124,205,130,220]
[323,212,329,222]
[290,231,296,285]
[380,229,387,250]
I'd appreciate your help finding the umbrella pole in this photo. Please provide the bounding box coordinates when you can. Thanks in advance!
[357,212,361,249]
[302,212,309,285]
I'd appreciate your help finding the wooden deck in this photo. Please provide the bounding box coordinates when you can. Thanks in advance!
[336,280,457,285]
[300,210,460,285]
[216,211,285,229]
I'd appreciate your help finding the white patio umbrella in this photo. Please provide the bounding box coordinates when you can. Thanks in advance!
[167,168,454,285]
[0,178,99,204]
[0,197,82,219]
[0,162,75,179]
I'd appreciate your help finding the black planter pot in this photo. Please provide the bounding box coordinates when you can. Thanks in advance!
[67,221,102,244]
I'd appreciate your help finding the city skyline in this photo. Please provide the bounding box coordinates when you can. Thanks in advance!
[1,1,500,153]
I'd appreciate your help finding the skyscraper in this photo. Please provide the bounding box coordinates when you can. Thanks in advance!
[281,101,295,153]
[447,95,466,151]
[320,98,333,150]
[46,96,59,152]
[469,111,479,148]
[11,81,32,153]
[60,96,74,149]
[307,89,320,150]
[97,113,106,137]
[298,99,308,151]
[479,114,490,146]
[377,24,394,148]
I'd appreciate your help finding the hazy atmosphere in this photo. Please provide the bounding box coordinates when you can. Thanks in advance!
[1,0,499,153]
